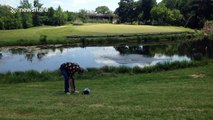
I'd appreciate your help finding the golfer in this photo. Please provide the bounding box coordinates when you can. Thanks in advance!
[60,62,85,95]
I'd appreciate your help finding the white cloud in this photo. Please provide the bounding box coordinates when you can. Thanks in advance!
[72,0,88,5]
[157,0,162,3]
[0,0,18,7]
[51,1,62,5]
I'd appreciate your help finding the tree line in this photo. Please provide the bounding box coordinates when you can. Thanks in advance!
[115,0,213,28]
[0,0,212,30]
[0,0,91,30]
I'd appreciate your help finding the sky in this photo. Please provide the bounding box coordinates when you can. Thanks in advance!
[0,0,162,12]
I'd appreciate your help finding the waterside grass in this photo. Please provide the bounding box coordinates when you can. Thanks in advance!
[0,60,210,84]
[0,61,212,119]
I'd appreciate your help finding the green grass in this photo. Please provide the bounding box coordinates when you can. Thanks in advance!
[0,60,208,84]
[75,24,193,34]
[0,63,213,119]
[0,24,194,46]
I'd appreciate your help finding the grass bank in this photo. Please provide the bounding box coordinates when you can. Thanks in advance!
[0,62,212,119]
[0,60,209,84]
[0,24,196,46]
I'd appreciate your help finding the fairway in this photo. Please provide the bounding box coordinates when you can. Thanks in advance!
[0,24,193,42]
[75,24,192,34]
[0,64,212,120]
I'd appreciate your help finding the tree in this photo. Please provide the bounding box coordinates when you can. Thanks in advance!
[32,0,43,26]
[187,0,213,28]
[167,9,182,25]
[151,3,168,25]
[115,0,157,24]
[54,6,67,25]
[151,3,182,25]
[78,9,88,22]
[115,0,135,23]
[12,12,23,29]
[44,6,68,26]
[136,0,157,23]
[19,0,33,28]
[45,7,55,25]
[161,0,179,9]
[0,5,22,29]
[95,6,111,14]
[66,11,78,22]
[161,0,213,28]
[0,17,4,29]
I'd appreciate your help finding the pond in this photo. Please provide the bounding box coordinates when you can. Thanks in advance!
[0,39,212,73]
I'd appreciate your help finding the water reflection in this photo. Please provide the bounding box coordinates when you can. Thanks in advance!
[179,39,212,60]
[114,39,213,60]
[0,53,2,59]
[0,39,212,73]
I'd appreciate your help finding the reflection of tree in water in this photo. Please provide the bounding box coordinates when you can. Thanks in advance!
[59,48,63,53]
[0,53,2,59]
[8,47,50,62]
[114,46,153,57]
[178,38,213,60]
[25,52,48,62]
[9,48,28,55]
[114,45,178,57]
[37,52,48,60]
[114,38,213,60]
[25,53,34,62]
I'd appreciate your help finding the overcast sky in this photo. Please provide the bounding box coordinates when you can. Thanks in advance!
[0,0,162,12]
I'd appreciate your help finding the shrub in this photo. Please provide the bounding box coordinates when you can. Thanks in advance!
[132,66,143,73]
[100,66,117,73]
[39,34,48,44]
[0,60,210,84]
[116,66,132,73]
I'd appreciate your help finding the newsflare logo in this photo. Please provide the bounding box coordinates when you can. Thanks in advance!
[11,8,16,13]
[10,7,48,13]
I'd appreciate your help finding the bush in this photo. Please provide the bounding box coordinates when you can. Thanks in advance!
[203,21,213,36]
[101,66,132,73]
[16,39,37,46]
[116,66,132,73]
[133,66,143,73]
[0,70,62,84]
[100,66,117,73]
[132,60,209,74]
[39,34,48,44]
[205,21,213,26]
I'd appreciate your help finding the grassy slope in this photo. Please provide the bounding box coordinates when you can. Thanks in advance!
[0,64,212,120]
[0,24,193,42]
[75,24,193,34]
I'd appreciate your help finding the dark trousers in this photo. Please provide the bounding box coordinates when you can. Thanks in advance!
[60,68,76,93]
